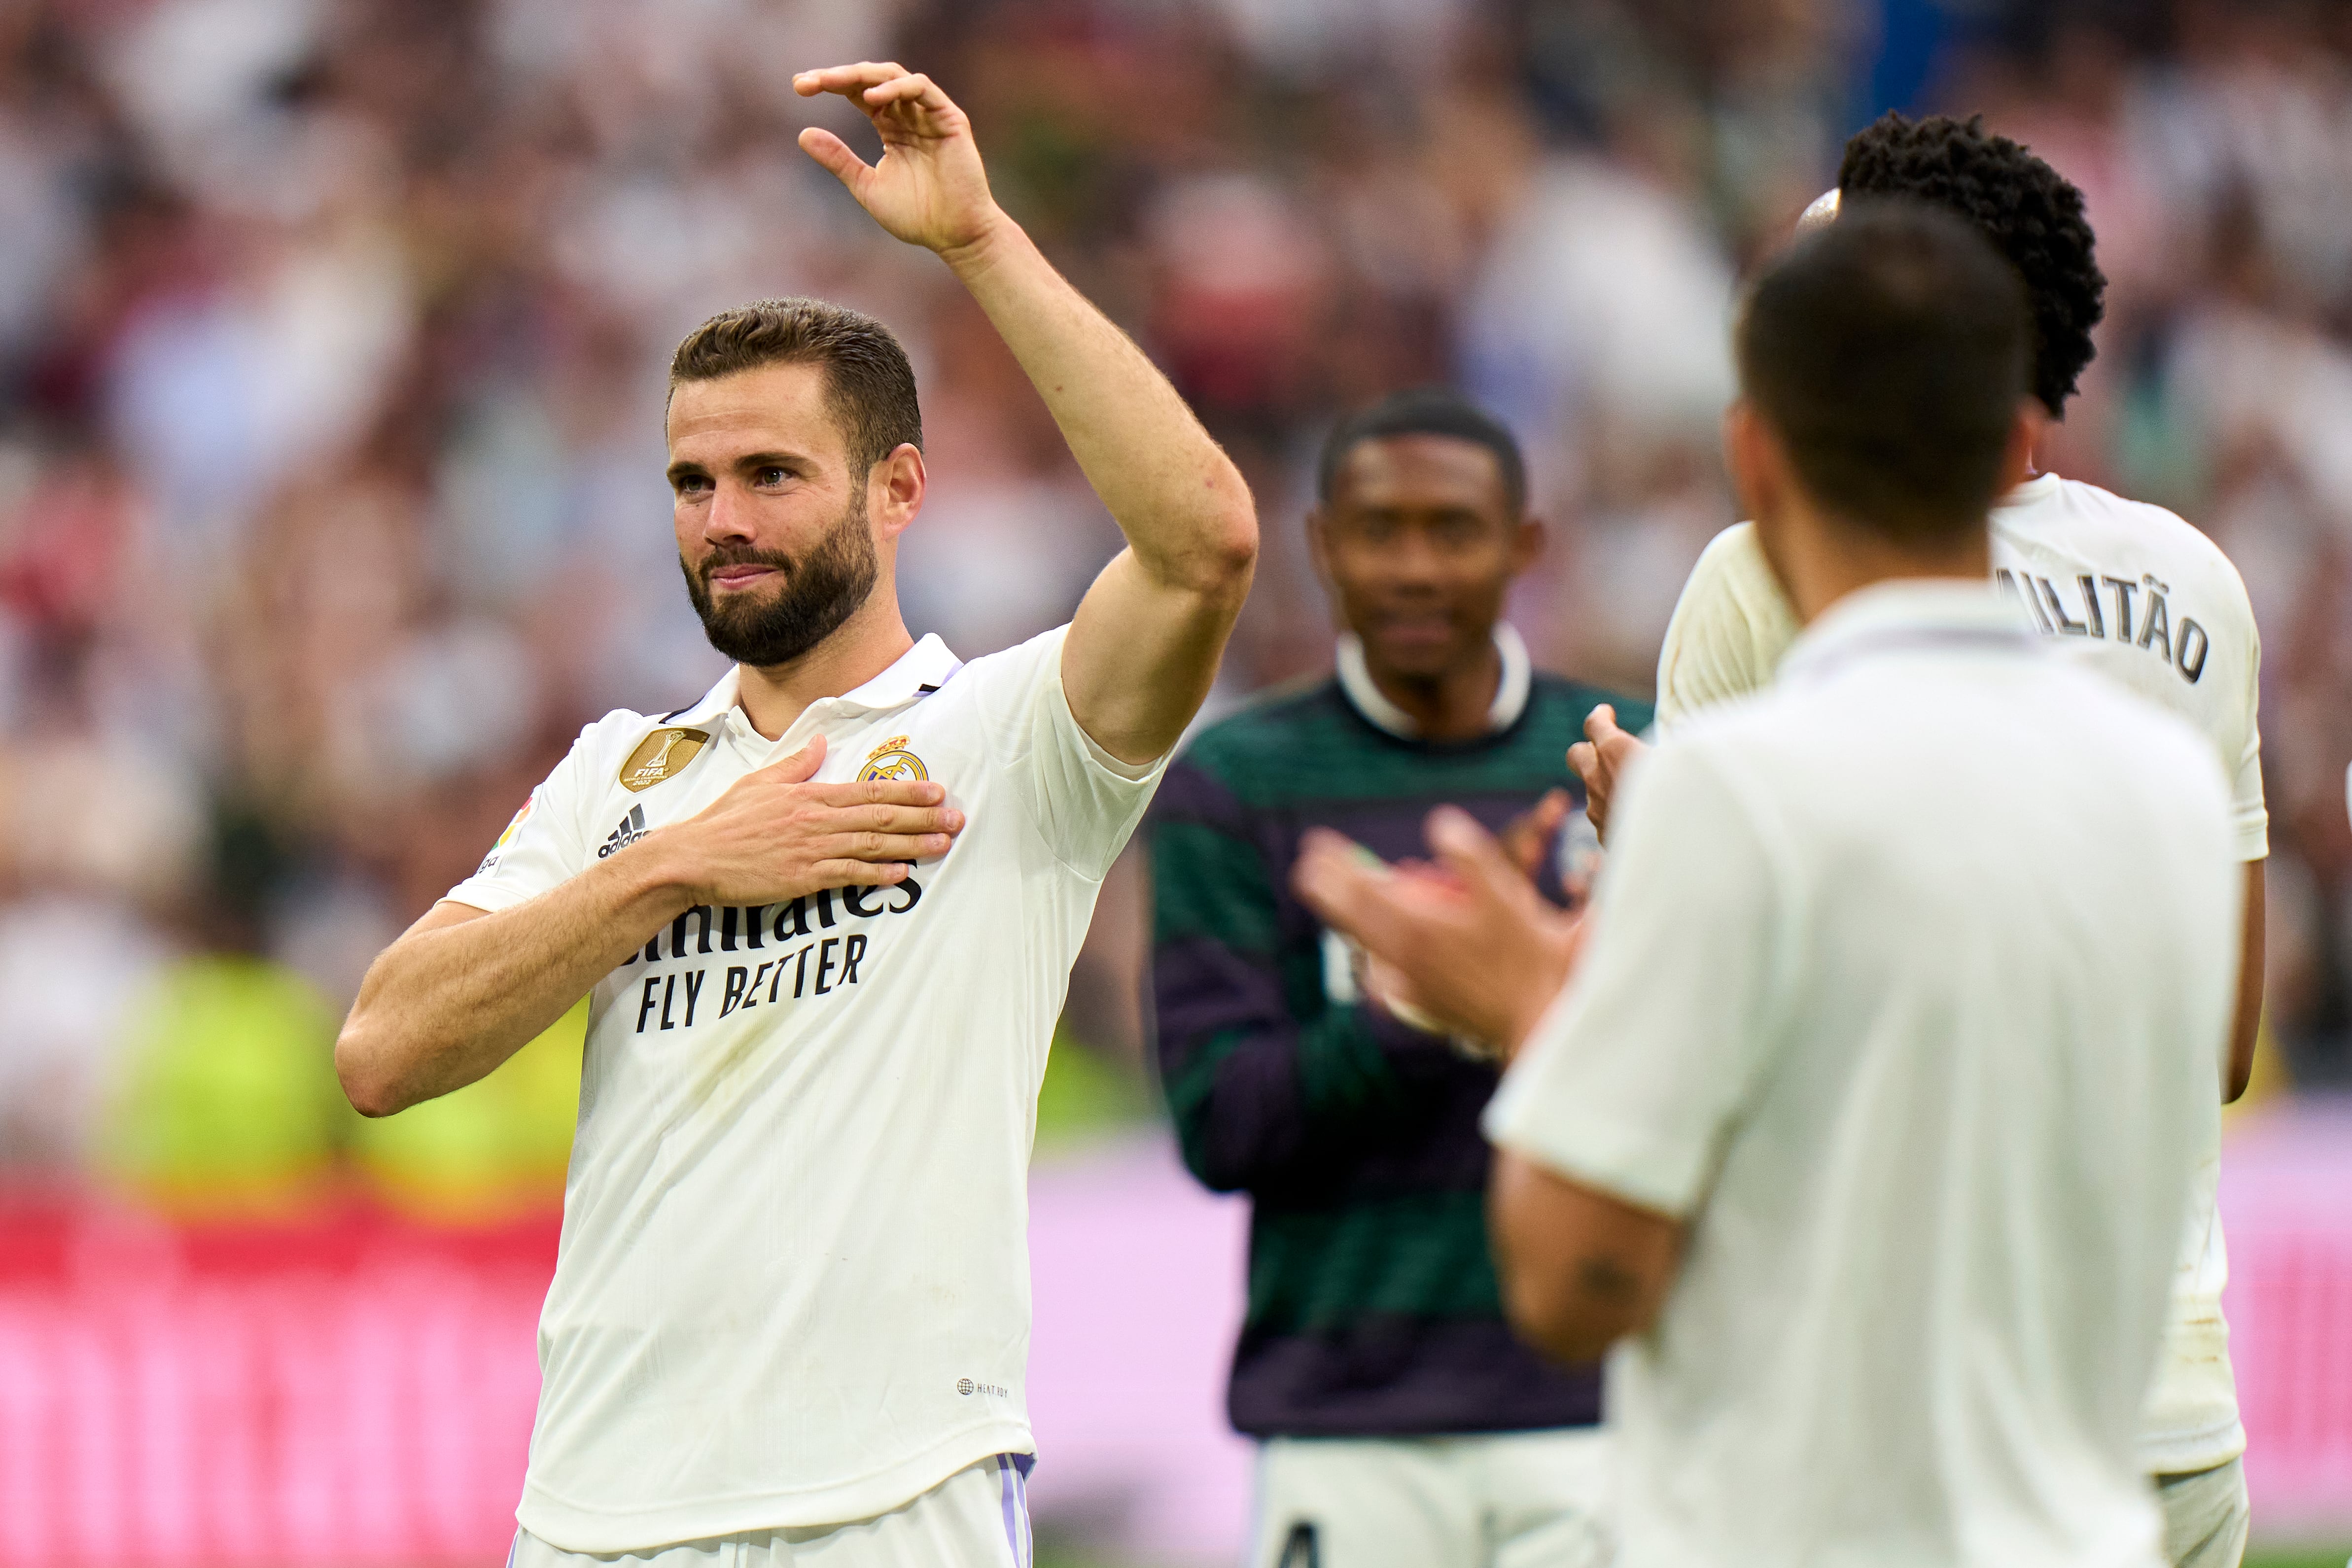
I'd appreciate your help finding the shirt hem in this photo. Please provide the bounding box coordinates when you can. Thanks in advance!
[515,1419,1035,1554]
[2139,1417,2246,1478]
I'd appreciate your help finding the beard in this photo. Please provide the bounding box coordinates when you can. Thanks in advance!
[682,496,879,669]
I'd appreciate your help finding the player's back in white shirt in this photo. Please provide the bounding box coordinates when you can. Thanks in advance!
[1650,473,2263,1474]
[447,627,1163,1552]
[1492,581,2237,1568]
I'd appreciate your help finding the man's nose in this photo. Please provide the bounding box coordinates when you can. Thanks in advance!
[1382,532,1447,585]
[704,480,757,542]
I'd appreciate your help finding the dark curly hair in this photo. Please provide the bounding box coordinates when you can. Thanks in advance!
[1839,112,2106,418]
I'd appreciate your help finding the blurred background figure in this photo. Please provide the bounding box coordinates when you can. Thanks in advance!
[0,1,2346,1565]
[1148,389,1641,1568]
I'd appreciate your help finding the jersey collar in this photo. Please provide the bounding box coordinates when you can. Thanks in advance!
[1780,580,2035,688]
[1336,621,1532,740]
[2000,471,2063,509]
[667,634,966,730]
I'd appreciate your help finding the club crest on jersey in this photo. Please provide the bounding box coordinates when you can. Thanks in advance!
[859,736,927,783]
[620,728,709,792]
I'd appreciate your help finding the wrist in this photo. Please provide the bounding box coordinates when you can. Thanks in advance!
[938,206,1025,278]
[618,827,706,918]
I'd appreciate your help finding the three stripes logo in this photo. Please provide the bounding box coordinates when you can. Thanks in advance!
[598,804,649,860]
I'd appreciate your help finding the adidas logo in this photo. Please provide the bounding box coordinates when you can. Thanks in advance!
[598,804,649,859]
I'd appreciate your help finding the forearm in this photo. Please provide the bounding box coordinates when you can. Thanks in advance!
[337,844,693,1116]
[944,218,1255,587]
[1489,1150,1680,1363]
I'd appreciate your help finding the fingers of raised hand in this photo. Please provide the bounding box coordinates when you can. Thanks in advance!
[793,61,911,98]
[862,71,940,110]
[1584,703,1621,744]
[797,126,870,188]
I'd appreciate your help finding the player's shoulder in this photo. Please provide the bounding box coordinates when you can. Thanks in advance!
[1691,518,1767,572]
[946,623,1067,691]
[542,705,709,800]
[2016,476,2252,607]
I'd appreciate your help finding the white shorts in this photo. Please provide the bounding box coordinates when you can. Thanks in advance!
[2155,1456,2248,1568]
[1250,1428,1612,1568]
[510,1454,1032,1568]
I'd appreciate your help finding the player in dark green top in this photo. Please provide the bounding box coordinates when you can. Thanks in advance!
[1148,388,1650,1568]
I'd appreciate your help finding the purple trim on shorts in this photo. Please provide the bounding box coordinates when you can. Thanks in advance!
[995,1453,1035,1568]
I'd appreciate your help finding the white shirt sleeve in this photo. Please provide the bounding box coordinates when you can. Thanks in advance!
[960,624,1169,882]
[444,724,604,913]
[1654,523,1802,734]
[1484,734,1789,1219]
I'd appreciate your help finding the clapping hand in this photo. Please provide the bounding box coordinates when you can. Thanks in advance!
[1292,807,1588,1064]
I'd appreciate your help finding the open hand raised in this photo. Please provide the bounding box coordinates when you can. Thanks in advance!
[793,64,1002,259]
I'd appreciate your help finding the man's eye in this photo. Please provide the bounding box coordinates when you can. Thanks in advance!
[675,476,712,496]
[757,467,789,486]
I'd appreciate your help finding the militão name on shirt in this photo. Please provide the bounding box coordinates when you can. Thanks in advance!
[1998,567,2213,683]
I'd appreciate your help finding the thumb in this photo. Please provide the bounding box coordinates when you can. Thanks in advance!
[770,731,828,783]
[1425,805,1526,908]
[798,126,873,196]
[1583,702,1622,745]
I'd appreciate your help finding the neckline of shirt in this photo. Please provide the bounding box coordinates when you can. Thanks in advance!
[1999,471,2064,511]
[1779,579,2035,688]
[668,634,966,743]
[1335,622,1532,741]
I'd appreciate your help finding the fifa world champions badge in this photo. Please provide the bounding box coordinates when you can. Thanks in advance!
[619,728,710,792]
[860,736,928,783]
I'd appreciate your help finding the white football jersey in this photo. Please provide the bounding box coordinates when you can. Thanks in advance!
[1649,472,2262,1474]
[1493,581,2232,1568]
[447,627,1163,1552]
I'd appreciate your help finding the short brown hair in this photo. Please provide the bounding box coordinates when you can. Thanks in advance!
[668,297,923,476]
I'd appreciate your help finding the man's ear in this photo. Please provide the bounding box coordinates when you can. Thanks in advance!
[1508,516,1546,580]
[871,443,926,539]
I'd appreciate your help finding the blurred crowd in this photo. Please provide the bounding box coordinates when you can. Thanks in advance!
[1,0,2349,1212]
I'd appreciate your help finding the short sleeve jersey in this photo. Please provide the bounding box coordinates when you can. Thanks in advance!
[446,627,1164,1553]
[1648,476,2262,1473]
[1489,582,2236,1568]
[1654,475,2268,861]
